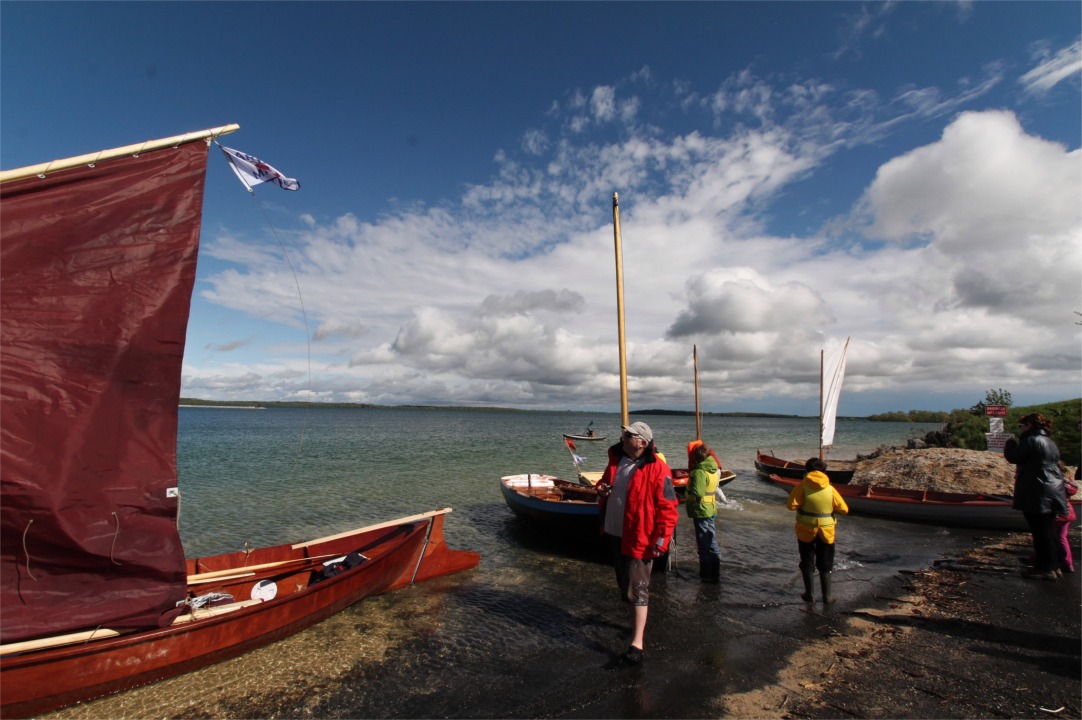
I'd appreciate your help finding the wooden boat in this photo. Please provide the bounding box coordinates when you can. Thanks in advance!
[563,432,607,442]
[1,510,479,717]
[500,474,601,532]
[755,450,855,485]
[0,126,480,717]
[564,421,605,442]
[764,473,1082,531]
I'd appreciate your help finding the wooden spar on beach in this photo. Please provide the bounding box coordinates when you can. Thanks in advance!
[612,193,629,425]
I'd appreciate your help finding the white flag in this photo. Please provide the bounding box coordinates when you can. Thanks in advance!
[220,146,300,192]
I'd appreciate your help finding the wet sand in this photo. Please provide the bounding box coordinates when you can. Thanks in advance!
[41,523,1080,719]
[731,531,1082,719]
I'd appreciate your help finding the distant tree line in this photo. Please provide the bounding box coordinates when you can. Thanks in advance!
[866,410,949,423]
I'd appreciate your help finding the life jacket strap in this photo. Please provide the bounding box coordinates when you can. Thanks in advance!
[797,509,833,518]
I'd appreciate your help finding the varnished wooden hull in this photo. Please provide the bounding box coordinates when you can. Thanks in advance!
[0,510,479,718]
[755,451,855,484]
[766,474,1081,531]
[500,474,601,533]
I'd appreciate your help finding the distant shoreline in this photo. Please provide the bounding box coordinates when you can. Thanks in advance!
[178,399,851,420]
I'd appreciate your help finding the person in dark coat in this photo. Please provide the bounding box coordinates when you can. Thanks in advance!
[1004,412,1069,580]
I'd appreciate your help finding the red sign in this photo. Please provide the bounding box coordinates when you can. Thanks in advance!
[986,404,1008,417]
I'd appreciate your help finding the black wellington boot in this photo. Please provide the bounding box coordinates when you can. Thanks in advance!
[800,568,814,602]
[820,571,834,604]
[703,557,721,583]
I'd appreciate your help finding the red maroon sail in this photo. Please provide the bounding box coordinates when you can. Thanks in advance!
[0,141,209,643]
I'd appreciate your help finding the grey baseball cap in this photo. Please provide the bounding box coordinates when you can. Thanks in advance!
[621,421,653,442]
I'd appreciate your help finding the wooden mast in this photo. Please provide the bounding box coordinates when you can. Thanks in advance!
[694,345,702,440]
[613,193,629,426]
[819,348,825,460]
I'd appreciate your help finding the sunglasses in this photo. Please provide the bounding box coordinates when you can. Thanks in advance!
[622,431,642,440]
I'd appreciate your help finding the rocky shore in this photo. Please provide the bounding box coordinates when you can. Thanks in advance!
[839,446,1079,498]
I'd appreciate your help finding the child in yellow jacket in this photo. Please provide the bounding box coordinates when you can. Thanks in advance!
[786,458,849,604]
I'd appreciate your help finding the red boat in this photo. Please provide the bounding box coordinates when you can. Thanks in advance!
[1,510,478,717]
[0,126,479,717]
[755,450,855,484]
[765,473,1081,531]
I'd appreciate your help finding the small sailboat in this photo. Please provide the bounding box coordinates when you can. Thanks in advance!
[753,338,854,484]
[0,126,480,717]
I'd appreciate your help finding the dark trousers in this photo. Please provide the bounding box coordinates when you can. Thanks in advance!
[798,537,835,574]
[1024,511,1059,572]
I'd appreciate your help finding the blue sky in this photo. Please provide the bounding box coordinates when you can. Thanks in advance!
[3,1,1079,416]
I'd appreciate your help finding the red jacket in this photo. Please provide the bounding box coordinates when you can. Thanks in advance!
[597,442,679,559]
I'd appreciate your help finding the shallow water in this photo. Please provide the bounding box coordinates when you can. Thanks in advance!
[47,408,981,718]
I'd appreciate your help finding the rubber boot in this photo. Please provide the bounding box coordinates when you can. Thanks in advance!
[820,571,834,604]
[703,557,721,584]
[699,561,709,579]
[800,568,814,602]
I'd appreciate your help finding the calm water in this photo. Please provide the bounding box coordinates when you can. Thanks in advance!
[176,407,940,557]
[54,408,972,718]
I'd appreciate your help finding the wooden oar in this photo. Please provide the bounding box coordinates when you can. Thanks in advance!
[1,599,267,655]
[187,553,336,582]
[1,628,125,656]
[188,571,256,586]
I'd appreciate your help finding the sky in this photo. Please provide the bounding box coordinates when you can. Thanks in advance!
[2,1,1080,416]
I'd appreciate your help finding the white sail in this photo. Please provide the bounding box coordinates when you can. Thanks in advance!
[820,337,851,450]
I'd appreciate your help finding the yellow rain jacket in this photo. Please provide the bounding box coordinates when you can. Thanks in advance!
[785,470,849,544]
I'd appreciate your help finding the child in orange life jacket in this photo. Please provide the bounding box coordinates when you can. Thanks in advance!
[785,458,849,604]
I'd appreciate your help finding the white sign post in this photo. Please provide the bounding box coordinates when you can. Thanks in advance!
[985,405,1009,452]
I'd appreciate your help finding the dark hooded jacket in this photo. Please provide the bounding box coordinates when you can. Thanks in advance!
[1004,427,1069,515]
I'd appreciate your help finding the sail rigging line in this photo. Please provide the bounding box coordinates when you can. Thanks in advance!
[21,520,36,581]
[109,513,122,565]
[214,142,313,485]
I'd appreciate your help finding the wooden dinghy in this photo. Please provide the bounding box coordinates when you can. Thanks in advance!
[0,509,479,717]
[499,474,602,532]
[765,473,1081,531]
[0,127,480,718]
[755,450,855,484]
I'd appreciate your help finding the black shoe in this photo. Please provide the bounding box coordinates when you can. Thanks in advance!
[1021,567,1059,581]
[621,646,644,665]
